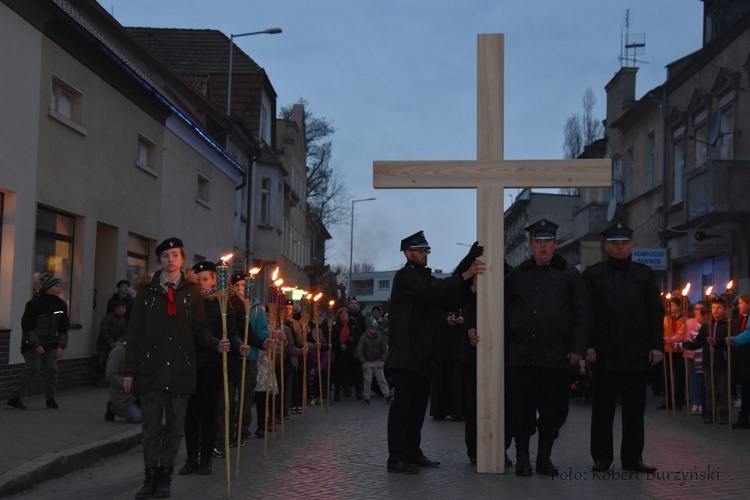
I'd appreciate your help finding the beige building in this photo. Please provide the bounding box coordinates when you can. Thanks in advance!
[0,0,322,395]
[571,0,750,302]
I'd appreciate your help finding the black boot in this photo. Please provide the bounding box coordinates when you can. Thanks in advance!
[536,436,559,476]
[733,413,750,429]
[515,437,532,476]
[196,458,212,475]
[178,457,199,476]
[135,467,158,499]
[153,466,172,498]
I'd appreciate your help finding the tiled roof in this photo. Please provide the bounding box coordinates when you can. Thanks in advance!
[127,28,262,74]
[127,27,269,135]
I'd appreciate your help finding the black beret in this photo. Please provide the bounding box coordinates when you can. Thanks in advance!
[155,237,183,256]
[230,272,246,285]
[192,261,216,274]
[400,231,430,252]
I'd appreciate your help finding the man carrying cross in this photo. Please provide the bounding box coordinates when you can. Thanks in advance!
[386,231,485,474]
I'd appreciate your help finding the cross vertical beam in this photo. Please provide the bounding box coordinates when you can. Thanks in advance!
[476,35,506,474]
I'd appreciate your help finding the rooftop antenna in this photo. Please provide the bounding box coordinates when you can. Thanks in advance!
[619,8,648,68]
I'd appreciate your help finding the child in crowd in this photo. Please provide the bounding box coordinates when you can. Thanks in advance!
[357,318,392,405]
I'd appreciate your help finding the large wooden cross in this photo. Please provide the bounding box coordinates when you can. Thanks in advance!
[373,34,610,474]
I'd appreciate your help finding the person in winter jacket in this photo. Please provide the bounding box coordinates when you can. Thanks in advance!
[6,272,69,411]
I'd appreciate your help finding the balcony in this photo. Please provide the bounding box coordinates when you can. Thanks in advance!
[685,159,750,223]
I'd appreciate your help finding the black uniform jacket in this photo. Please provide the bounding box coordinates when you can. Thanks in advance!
[582,256,664,372]
[505,253,590,370]
[386,261,472,378]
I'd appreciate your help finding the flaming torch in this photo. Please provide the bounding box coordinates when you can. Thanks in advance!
[682,283,691,419]
[706,285,716,425]
[664,292,673,412]
[216,253,233,497]
[327,299,335,412]
[300,293,312,426]
[313,293,324,415]
[236,266,260,476]
[726,280,734,430]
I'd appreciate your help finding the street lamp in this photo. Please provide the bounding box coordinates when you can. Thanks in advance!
[226,27,282,115]
[225,27,281,270]
[348,197,376,298]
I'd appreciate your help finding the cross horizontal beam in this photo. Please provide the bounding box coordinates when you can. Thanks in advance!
[373,159,611,189]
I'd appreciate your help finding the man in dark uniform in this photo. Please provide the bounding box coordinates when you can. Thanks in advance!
[386,231,484,474]
[583,222,664,474]
[505,219,590,477]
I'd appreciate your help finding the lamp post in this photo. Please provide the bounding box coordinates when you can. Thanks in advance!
[225,27,281,271]
[226,27,282,115]
[348,197,376,298]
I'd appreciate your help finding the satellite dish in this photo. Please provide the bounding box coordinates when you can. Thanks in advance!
[708,111,721,146]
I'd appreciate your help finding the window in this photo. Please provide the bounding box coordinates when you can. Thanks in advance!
[136,135,157,176]
[127,234,150,283]
[625,148,633,201]
[718,104,734,160]
[50,77,85,134]
[260,177,271,225]
[260,93,273,145]
[34,206,74,304]
[672,126,685,204]
[197,172,210,206]
[692,110,708,168]
[645,132,655,190]
[378,280,390,291]
[612,155,623,203]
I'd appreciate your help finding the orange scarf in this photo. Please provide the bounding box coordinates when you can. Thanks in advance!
[340,322,350,344]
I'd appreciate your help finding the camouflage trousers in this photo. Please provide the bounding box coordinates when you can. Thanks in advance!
[139,390,189,468]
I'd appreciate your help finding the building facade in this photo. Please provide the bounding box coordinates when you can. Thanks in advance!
[0,0,326,397]
[571,1,750,303]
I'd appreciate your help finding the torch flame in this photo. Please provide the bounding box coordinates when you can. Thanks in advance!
[306,293,313,300]
[274,278,283,287]
[220,253,234,264]
[727,280,734,291]
[706,286,714,296]
[681,283,691,296]
[329,299,335,307]
[665,293,672,300]
[313,293,323,302]
[271,267,279,281]
[249,267,261,276]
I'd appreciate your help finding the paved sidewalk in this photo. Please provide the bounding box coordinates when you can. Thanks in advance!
[2,386,750,499]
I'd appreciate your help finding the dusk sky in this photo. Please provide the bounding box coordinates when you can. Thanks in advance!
[98,0,705,274]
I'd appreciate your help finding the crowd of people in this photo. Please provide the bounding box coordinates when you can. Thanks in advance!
[5,227,750,496]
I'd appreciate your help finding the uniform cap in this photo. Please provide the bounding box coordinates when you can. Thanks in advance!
[601,221,633,241]
[525,219,558,240]
[400,230,430,251]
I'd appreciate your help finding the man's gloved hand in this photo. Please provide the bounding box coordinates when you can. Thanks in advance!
[467,241,484,259]
[455,241,484,275]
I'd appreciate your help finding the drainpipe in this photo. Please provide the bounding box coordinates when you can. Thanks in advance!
[660,84,670,288]
[245,155,257,270]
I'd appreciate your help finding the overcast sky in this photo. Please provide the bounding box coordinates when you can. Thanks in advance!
[99,0,704,274]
